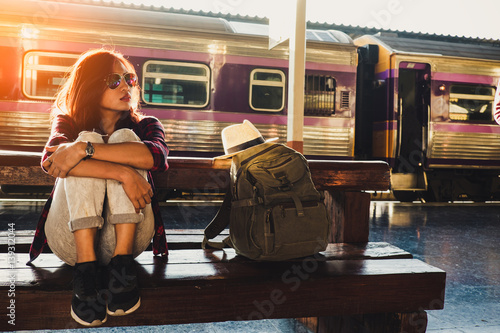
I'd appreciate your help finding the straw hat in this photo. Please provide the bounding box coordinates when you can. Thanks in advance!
[215,120,279,159]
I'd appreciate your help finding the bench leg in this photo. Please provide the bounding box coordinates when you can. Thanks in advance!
[299,311,428,333]
[324,190,371,243]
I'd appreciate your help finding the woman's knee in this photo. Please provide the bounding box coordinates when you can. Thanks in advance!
[76,131,105,143]
[108,128,140,143]
[65,174,106,193]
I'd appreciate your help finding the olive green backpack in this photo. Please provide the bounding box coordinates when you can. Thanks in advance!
[202,142,330,260]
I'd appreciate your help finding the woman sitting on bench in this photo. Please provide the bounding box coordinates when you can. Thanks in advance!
[27,49,169,327]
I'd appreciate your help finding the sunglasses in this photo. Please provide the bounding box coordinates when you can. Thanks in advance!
[104,73,137,90]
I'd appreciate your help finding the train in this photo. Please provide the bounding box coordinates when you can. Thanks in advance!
[2,0,500,202]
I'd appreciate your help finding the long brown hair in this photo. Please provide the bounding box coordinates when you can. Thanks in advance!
[52,49,141,132]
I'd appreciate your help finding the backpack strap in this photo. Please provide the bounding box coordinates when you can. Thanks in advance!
[202,235,233,250]
[202,190,232,249]
[231,196,263,208]
[288,191,305,217]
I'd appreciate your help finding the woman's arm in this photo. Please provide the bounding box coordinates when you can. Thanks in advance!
[41,113,77,172]
[134,117,169,172]
[45,140,154,175]
[93,141,154,169]
[43,116,168,177]
[44,156,153,213]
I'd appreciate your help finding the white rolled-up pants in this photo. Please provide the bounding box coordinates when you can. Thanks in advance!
[45,129,154,266]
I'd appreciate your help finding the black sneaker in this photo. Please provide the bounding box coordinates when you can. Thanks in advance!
[71,261,107,326]
[107,254,141,316]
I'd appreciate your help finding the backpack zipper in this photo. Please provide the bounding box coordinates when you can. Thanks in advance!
[264,208,274,254]
[239,144,281,168]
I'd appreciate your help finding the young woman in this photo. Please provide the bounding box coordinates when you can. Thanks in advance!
[28,49,168,326]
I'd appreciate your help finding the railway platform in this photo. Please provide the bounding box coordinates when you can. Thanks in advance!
[0,200,498,332]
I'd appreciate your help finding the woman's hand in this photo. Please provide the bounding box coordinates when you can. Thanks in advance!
[120,168,154,213]
[43,142,85,178]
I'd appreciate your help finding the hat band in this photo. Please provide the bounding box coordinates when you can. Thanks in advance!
[226,136,265,154]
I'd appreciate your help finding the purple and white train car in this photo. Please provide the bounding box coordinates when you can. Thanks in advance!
[355,35,500,201]
[0,0,358,160]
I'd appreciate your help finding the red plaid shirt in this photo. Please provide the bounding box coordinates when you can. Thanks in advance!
[28,114,169,264]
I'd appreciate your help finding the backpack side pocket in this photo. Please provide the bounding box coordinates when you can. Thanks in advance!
[261,201,330,260]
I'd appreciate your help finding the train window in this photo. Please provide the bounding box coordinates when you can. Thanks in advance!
[23,51,78,100]
[142,61,210,108]
[249,69,285,112]
[304,75,336,116]
[449,85,495,122]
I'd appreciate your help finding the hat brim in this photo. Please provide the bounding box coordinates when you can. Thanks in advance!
[214,137,279,159]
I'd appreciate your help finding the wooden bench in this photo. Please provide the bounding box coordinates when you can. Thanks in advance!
[0,150,446,332]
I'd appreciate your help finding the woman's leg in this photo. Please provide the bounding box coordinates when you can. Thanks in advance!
[45,131,106,266]
[44,131,107,327]
[99,129,154,316]
[97,128,154,265]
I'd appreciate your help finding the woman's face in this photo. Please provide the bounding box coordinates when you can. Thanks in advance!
[100,60,136,113]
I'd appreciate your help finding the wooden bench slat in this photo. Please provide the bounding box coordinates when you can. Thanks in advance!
[0,242,412,271]
[1,219,411,257]
[0,150,43,166]
[0,151,390,171]
[0,152,391,191]
[3,258,443,291]
[0,229,228,253]
[0,233,230,252]
[0,166,53,186]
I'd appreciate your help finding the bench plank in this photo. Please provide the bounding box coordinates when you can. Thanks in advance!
[0,242,413,271]
[0,230,230,252]
[0,249,444,331]
[0,223,410,256]
[0,151,391,191]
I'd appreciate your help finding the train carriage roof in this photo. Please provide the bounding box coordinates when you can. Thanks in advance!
[228,21,353,44]
[2,0,234,34]
[7,0,499,49]
[358,34,500,61]
[3,0,353,46]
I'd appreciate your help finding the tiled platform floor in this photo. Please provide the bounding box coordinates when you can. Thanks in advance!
[2,200,500,332]
[369,202,500,333]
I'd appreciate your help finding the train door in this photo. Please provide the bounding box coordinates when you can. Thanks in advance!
[392,63,431,201]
